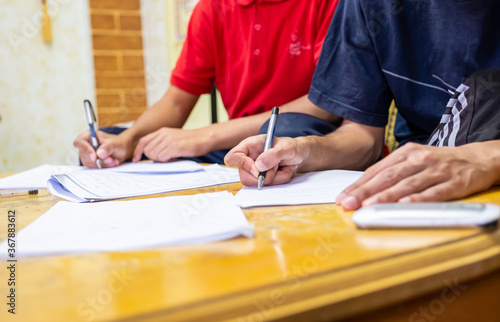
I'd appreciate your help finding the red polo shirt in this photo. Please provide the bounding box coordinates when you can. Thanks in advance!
[170,0,338,119]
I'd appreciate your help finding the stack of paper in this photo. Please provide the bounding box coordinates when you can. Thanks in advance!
[0,191,253,257]
[47,164,240,202]
[0,160,204,190]
[0,161,240,202]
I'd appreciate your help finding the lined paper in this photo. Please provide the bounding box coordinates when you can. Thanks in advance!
[47,164,240,202]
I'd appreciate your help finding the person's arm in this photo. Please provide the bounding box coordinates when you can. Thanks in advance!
[225,119,385,186]
[131,94,341,162]
[73,85,199,168]
[122,85,199,150]
[200,94,340,152]
[226,124,500,210]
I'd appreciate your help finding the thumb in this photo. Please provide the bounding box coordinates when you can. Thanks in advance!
[255,153,276,172]
[96,142,112,159]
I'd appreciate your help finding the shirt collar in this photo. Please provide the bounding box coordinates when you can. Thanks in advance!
[236,0,288,6]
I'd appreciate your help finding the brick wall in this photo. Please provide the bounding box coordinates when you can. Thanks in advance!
[89,0,147,127]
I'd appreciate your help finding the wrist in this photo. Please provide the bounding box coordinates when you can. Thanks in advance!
[474,141,500,185]
[199,125,218,151]
[295,136,316,172]
[118,128,141,154]
[193,126,217,153]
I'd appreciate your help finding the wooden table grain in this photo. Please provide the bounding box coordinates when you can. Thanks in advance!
[1,174,499,322]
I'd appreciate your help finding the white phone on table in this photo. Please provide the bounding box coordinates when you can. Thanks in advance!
[352,202,500,228]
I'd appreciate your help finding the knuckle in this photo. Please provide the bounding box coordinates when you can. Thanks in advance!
[352,187,373,201]
[430,188,447,199]
[402,176,421,191]
[364,165,379,177]
[240,174,257,187]
[448,175,462,187]
[408,149,434,165]
[402,142,420,152]
[418,150,437,163]
[376,191,395,203]
[382,169,401,183]
[435,162,452,178]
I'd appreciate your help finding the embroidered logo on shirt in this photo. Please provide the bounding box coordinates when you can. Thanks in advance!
[289,30,311,57]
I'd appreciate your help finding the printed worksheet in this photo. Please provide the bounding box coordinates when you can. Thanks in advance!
[47,164,240,202]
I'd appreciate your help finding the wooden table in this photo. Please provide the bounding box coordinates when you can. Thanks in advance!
[1,176,500,322]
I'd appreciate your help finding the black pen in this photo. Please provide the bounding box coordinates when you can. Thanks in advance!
[258,107,279,190]
[84,99,102,169]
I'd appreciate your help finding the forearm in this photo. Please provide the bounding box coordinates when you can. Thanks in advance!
[203,94,342,151]
[201,112,271,151]
[296,120,385,172]
[120,85,198,145]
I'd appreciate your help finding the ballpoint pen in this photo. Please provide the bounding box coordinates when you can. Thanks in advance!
[258,107,279,190]
[0,189,39,197]
[84,100,102,169]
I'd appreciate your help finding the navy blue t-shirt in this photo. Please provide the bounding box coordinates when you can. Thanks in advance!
[309,0,500,145]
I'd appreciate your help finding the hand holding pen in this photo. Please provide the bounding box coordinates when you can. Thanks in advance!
[258,107,279,190]
[84,100,102,169]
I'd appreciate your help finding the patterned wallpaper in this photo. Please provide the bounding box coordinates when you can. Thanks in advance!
[0,0,95,172]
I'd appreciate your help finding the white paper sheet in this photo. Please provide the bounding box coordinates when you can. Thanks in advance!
[234,170,363,208]
[100,160,203,173]
[0,161,207,190]
[0,164,82,189]
[47,164,240,202]
[0,191,253,257]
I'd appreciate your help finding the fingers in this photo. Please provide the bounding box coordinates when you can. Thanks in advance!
[360,166,450,206]
[228,152,261,178]
[398,181,458,203]
[335,143,484,210]
[225,135,267,179]
[337,144,415,200]
[133,131,159,162]
[74,130,124,168]
[238,167,277,187]
[237,165,296,188]
[225,136,301,187]
[73,130,100,168]
[145,132,177,162]
[339,161,427,210]
[271,165,298,185]
[231,153,273,187]
[96,131,125,168]
[336,144,432,210]
[225,136,266,164]
[238,168,261,187]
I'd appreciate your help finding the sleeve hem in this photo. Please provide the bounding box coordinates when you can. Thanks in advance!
[170,75,213,96]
